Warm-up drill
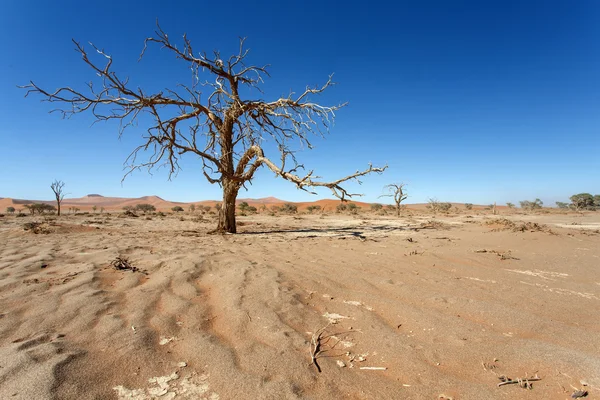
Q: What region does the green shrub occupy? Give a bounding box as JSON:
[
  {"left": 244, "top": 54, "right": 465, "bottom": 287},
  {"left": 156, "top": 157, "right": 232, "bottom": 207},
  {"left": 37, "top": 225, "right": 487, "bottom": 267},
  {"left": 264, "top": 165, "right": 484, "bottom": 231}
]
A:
[{"left": 135, "top": 203, "right": 156, "bottom": 214}]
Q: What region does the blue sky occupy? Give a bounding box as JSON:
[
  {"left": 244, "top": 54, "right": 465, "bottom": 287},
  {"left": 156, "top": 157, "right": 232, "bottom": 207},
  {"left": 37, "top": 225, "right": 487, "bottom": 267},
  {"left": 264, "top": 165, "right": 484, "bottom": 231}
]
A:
[{"left": 0, "top": 0, "right": 598, "bottom": 205}]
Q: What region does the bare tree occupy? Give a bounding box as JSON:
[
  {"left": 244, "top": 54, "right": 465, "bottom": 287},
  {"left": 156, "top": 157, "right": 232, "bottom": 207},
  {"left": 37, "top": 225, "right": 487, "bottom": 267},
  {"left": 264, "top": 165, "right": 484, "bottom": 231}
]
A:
[
  {"left": 21, "top": 24, "right": 386, "bottom": 233},
  {"left": 380, "top": 183, "right": 408, "bottom": 216},
  {"left": 50, "top": 180, "right": 66, "bottom": 216}
]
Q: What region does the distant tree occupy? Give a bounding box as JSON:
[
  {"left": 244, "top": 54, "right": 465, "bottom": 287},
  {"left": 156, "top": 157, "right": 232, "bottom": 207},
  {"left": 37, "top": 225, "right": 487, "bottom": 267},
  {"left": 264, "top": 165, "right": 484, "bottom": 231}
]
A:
[
  {"left": 215, "top": 203, "right": 222, "bottom": 212},
  {"left": 172, "top": 206, "right": 184, "bottom": 212},
  {"left": 464, "top": 203, "right": 473, "bottom": 210},
  {"left": 439, "top": 202, "right": 452, "bottom": 212},
  {"left": 92, "top": 205, "right": 97, "bottom": 213},
  {"left": 238, "top": 202, "right": 250, "bottom": 213},
  {"left": 202, "top": 205, "right": 212, "bottom": 213},
  {"left": 100, "top": 207, "right": 105, "bottom": 213},
  {"left": 594, "top": 195, "right": 600, "bottom": 208},
  {"left": 25, "top": 203, "right": 56, "bottom": 214},
  {"left": 278, "top": 203, "right": 297, "bottom": 214},
  {"left": 336, "top": 203, "right": 347, "bottom": 213},
  {"left": 519, "top": 198, "right": 543, "bottom": 211},
  {"left": 556, "top": 202, "right": 569, "bottom": 209},
  {"left": 72, "top": 207, "right": 80, "bottom": 214},
  {"left": 135, "top": 203, "right": 156, "bottom": 214},
  {"left": 307, "top": 205, "right": 322, "bottom": 213},
  {"left": 6, "top": 207, "right": 15, "bottom": 214},
  {"left": 380, "top": 183, "right": 408, "bottom": 217},
  {"left": 570, "top": 193, "right": 595, "bottom": 211},
  {"left": 427, "top": 198, "right": 451, "bottom": 213},
  {"left": 50, "top": 180, "right": 66, "bottom": 216},
  {"left": 506, "top": 202, "right": 515, "bottom": 209},
  {"left": 123, "top": 205, "right": 134, "bottom": 212},
  {"left": 188, "top": 204, "right": 196, "bottom": 213},
  {"left": 370, "top": 203, "right": 383, "bottom": 211},
  {"left": 22, "top": 24, "right": 386, "bottom": 233}
]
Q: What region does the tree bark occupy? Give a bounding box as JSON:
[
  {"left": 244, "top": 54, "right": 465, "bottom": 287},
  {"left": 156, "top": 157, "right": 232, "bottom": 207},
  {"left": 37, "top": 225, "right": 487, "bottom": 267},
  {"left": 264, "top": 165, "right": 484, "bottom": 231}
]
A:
[{"left": 217, "top": 179, "right": 238, "bottom": 233}]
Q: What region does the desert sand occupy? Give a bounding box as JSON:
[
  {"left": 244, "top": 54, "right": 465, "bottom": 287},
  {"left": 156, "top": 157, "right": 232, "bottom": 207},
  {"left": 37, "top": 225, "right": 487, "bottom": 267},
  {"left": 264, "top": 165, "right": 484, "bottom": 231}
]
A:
[{"left": 1, "top": 206, "right": 599, "bottom": 399}]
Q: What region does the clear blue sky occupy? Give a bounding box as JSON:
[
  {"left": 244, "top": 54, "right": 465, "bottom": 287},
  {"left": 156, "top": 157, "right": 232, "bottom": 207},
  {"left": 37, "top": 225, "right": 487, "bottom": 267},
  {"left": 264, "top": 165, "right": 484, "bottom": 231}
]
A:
[{"left": 1, "top": 0, "right": 598, "bottom": 205}]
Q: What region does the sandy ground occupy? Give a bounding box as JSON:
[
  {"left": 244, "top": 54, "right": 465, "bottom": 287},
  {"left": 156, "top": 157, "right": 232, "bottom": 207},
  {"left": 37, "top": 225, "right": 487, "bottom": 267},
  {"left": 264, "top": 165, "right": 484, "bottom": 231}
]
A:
[{"left": 0, "top": 210, "right": 599, "bottom": 399}]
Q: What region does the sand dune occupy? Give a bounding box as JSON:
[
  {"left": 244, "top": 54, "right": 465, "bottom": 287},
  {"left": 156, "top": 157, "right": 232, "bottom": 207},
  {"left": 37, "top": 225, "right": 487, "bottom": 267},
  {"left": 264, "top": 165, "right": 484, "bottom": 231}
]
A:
[{"left": 1, "top": 209, "right": 599, "bottom": 399}]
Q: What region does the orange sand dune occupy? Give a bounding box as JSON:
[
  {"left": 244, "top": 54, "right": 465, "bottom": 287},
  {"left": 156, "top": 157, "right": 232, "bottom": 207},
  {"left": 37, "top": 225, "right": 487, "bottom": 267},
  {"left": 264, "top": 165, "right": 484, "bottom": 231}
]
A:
[{"left": 1, "top": 193, "right": 510, "bottom": 213}]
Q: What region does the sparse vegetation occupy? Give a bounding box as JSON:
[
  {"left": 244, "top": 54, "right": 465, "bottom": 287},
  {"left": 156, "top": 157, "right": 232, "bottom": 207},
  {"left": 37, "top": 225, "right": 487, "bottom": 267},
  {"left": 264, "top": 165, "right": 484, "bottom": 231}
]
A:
[
  {"left": 24, "top": 203, "right": 56, "bottom": 215},
  {"left": 370, "top": 203, "right": 383, "bottom": 211},
  {"left": 307, "top": 205, "right": 322, "bottom": 213},
  {"left": 464, "top": 203, "right": 473, "bottom": 210},
  {"left": 506, "top": 202, "right": 515, "bottom": 209},
  {"left": 135, "top": 203, "right": 156, "bottom": 214},
  {"left": 347, "top": 203, "right": 359, "bottom": 214},
  {"left": 92, "top": 205, "right": 97, "bottom": 213},
  {"left": 172, "top": 206, "right": 184, "bottom": 212},
  {"left": 279, "top": 203, "right": 298, "bottom": 214},
  {"left": 519, "top": 198, "right": 543, "bottom": 211},
  {"left": 569, "top": 193, "right": 597, "bottom": 211},
  {"left": 6, "top": 207, "right": 15, "bottom": 214},
  {"left": 188, "top": 204, "right": 196, "bottom": 213},
  {"left": 427, "top": 198, "right": 451, "bottom": 213},
  {"left": 336, "top": 203, "right": 347, "bottom": 213},
  {"left": 556, "top": 201, "right": 570, "bottom": 209}
]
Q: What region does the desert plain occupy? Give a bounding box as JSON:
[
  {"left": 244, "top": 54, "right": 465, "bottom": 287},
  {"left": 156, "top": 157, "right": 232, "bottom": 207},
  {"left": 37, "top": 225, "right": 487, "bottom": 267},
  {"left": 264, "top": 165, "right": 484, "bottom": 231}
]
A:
[{"left": 0, "top": 197, "right": 599, "bottom": 400}]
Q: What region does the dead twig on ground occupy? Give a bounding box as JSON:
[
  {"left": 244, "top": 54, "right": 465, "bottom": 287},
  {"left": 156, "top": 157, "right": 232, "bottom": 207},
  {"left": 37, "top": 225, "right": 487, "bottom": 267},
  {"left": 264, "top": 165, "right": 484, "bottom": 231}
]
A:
[
  {"left": 497, "top": 374, "right": 541, "bottom": 389},
  {"left": 309, "top": 324, "right": 355, "bottom": 373},
  {"left": 475, "top": 249, "right": 519, "bottom": 260},
  {"left": 309, "top": 325, "right": 328, "bottom": 373}
]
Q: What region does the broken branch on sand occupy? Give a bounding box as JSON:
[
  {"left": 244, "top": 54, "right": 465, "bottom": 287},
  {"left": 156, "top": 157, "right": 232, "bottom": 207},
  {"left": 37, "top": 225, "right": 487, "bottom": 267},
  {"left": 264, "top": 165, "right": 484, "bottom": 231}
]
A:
[{"left": 497, "top": 374, "right": 542, "bottom": 389}]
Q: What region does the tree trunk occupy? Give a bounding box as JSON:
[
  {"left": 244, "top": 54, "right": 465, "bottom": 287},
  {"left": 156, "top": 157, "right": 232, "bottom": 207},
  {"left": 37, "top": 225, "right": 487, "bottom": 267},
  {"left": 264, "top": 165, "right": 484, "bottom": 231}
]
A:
[
  {"left": 56, "top": 197, "right": 61, "bottom": 216},
  {"left": 217, "top": 179, "right": 238, "bottom": 233},
  {"left": 396, "top": 203, "right": 400, "bottom": 217}
]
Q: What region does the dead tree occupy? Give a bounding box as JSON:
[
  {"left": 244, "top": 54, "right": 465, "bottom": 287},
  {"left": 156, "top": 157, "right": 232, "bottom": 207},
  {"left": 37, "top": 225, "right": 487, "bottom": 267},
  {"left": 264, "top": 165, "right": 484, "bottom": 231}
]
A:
[
  {"left": 21, "top": 23, "right": 386, "bottom": 233},
  {"left": 50, "top": 180, "right": 66, "bottom": 216},
  {"left": 380, "top": 183, "right": 407, "bottom": 217}
]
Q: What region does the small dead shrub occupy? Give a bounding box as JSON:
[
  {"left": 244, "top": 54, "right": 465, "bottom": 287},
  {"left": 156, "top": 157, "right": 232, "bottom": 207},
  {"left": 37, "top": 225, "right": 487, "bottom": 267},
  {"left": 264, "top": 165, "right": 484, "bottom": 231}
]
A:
[{"left": 23, "top": 222, "right": 52, "bottom": 234}]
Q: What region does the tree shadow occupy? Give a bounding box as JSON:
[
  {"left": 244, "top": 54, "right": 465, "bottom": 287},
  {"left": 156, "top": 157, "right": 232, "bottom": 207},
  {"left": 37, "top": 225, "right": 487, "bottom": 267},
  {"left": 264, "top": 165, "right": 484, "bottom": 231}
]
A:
[{"left": 239, "top": 224, "right": 423, "bottom": 239}]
